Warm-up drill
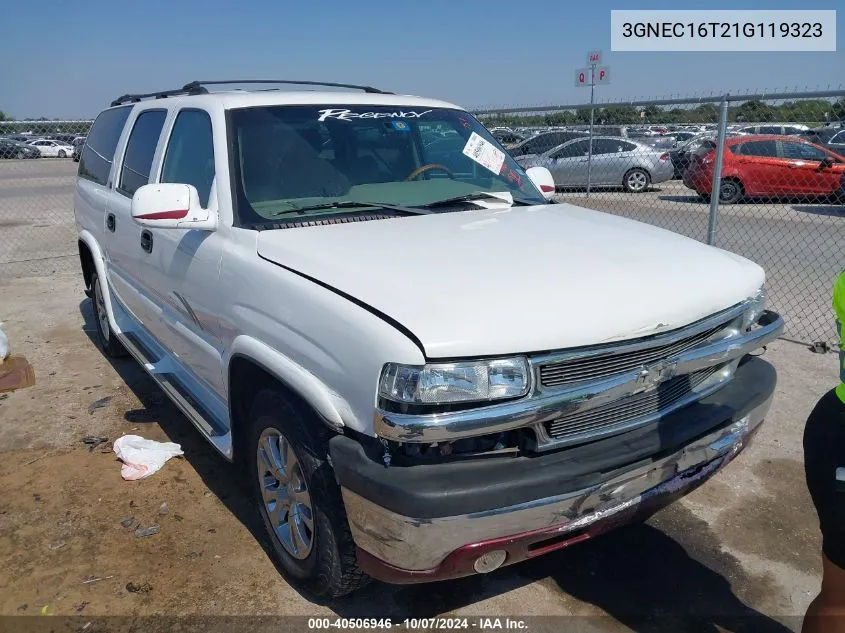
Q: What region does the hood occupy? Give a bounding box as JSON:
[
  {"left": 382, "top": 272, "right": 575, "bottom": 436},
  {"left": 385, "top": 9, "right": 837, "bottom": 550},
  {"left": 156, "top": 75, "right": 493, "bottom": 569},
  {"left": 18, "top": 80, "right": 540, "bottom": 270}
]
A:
[{"left": 256, "top": 203, "right": 764, "bottom": 358}]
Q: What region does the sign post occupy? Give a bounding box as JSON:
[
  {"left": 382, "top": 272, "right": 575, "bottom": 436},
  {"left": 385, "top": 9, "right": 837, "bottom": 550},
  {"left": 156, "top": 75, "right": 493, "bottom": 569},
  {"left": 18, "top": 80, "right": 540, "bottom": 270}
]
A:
[{"left": 575, "top": 51, "right": 609, "bottom": 198}]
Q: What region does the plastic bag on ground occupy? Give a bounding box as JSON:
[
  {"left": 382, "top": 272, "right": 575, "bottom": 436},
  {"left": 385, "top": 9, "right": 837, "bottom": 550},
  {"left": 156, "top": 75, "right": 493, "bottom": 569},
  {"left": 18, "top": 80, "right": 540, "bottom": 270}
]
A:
[
  {"left": 0, "top": 323, "right": 9, "bottom": 361},
  {"left": 113, "top": 435, "right": 184, "bottom": 481}
]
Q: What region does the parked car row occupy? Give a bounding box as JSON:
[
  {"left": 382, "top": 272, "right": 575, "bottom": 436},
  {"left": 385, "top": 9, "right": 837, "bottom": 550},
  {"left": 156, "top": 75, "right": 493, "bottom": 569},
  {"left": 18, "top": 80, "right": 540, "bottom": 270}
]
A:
[
  {"left": 0, "top": 138, "right": 42, "bottom": 159},
  {"left": 0, "top": 134, "right": 85, "bottom": 159},
  {"left": 499, "top": 125, "right": 845, "bottom": 200}
]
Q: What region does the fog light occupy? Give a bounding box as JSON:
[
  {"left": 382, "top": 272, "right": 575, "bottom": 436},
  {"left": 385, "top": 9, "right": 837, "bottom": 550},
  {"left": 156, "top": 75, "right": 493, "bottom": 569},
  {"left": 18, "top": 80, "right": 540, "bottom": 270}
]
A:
[{"left": 473, "top": 549, "right": 507, "bottom": 574}]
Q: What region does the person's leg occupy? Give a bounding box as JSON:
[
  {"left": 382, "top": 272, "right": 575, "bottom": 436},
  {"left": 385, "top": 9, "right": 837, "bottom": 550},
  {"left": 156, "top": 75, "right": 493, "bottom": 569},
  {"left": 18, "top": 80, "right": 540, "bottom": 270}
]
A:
[
  {"left": 802, "top": 555, "right": 845, "bottom": 633},
  {"left": 802, "top": 389, "right": 845, "bottom": 633}
]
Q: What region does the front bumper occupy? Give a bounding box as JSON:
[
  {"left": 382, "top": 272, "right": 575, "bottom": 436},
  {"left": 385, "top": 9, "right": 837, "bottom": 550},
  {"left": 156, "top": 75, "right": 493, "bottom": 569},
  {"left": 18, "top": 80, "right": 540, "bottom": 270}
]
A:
[{"left": 333, "top": 355, "right": 776, "bottom": 581}]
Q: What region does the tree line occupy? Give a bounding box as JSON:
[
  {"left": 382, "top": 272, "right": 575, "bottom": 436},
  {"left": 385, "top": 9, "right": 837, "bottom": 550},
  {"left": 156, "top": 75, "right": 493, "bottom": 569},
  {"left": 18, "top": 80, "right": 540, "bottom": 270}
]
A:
[{"left": 478, "top": 99, "right": 845, "bottom": 128}]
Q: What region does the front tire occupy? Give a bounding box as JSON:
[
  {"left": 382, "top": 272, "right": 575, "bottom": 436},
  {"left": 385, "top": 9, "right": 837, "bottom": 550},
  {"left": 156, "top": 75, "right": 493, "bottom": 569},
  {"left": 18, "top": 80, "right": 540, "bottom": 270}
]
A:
[
  {"left": 90, "top": 272, "right": 126, "bottom": 358},
  {"left": 58, "top": 150, "right": 66, "bottom": 158},
  {"left": 623, "top": 168, "right": 650, "bottom": 193},
  {"left": 248, "top": 389, "right": 370, "bottom": 597}
]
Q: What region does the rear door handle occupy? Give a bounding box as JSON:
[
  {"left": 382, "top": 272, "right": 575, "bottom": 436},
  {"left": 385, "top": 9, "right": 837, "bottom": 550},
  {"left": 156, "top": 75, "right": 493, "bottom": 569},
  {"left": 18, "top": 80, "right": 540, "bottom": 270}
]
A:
[
  {"left": 140, "top": 230, "right": 153, "bottom": 254},
  {"left": 106, "top": 213, "right": 115, "bottom": 232}
]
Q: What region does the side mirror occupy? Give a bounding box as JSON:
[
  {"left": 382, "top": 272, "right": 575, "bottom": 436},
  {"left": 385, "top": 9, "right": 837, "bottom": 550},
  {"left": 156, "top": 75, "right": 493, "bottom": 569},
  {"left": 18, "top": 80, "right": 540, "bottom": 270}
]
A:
[
  {"left": 131, "top": 183, "right": 217, "bottom": 230},
  {"left": 525, "top": 166, "right": 556, "bottom": 200}
]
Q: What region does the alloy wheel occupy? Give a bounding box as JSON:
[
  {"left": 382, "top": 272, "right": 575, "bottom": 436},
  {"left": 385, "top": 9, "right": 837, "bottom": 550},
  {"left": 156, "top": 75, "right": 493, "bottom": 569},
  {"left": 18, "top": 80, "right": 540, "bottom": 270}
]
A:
[{"left": 256, "top": 428, "right": 314, "bottom": 560}]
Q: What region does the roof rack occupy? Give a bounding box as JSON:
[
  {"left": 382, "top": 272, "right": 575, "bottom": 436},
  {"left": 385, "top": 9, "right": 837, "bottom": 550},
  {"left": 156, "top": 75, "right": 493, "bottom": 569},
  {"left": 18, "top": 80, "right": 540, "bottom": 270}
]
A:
[{"left": 110, "top": 79, "right": 391, "bottom": 106}]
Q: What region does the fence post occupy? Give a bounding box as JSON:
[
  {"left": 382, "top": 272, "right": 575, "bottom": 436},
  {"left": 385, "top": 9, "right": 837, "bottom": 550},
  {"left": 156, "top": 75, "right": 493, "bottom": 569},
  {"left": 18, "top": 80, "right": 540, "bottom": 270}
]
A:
[
  {"left": 585, "top": 82, "right": 596, "bottom": 198},
  {"left": 707, "top": 95, "right": 729, "bottom": 246}
]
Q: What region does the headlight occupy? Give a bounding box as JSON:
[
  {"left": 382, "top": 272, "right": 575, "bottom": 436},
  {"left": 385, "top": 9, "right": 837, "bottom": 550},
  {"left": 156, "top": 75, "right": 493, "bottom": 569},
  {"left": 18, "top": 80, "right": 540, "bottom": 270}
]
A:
[
  {"left": 378, "top": 357, "right": 530, "bottom": 406},
  {"left": 742, "top": 286, "right": 766, "bottom": 329}
]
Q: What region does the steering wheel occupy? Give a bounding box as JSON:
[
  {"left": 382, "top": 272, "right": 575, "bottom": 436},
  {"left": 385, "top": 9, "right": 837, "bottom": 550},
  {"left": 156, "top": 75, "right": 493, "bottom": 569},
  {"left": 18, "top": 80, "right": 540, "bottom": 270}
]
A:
[{"left": 406, "top": 163, "right": 456, "bottom": 181}]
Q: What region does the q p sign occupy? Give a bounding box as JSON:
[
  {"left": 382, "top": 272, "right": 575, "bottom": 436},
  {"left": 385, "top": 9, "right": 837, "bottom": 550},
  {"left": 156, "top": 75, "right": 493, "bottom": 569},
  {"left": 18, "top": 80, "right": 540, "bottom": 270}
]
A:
[
  {"left": 575, "top": 66, "right": 610, "bottom": 87},
  {"left": 594, "top": 66, "right": 610, "bottom": 84}
]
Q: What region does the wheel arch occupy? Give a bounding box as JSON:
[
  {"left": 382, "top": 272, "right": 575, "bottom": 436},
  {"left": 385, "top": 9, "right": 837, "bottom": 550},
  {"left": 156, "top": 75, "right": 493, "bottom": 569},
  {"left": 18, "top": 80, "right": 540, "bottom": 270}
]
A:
[
  {"left": 226, "top": 338, "right": 347, "bottom": 463},
  {"left": 78, "top": 239, "right": 95, "bottom": 296},
  {"left": 77, "top": 231, "right": 122, "bottom": 337}
]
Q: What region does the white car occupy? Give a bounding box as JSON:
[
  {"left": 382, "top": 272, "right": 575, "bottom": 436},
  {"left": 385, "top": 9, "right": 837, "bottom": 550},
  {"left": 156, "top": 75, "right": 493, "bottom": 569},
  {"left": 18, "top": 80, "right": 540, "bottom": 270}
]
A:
[
  {"left": 74, "top": 80, "right": 783, "bottom": 597},
  {"left": 27, "top": 139, "right": 74, "bottom": 157}
]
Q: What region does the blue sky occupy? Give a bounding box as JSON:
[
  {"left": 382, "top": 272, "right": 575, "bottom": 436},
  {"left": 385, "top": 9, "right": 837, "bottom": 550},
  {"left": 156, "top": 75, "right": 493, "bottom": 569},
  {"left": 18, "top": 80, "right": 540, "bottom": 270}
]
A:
[{"left": 1, "top": 0, "right": 842, "bottom": 118}]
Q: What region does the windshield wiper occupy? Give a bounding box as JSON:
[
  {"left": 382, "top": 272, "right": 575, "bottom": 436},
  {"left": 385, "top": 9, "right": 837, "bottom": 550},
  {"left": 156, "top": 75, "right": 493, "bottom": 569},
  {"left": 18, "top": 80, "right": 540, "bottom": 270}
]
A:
[
  {"left": 269, "top": 201, "right": 433, "bottom": 217},
  {"left": 420, "top": 191, "right": 536, "bottom": 209}
]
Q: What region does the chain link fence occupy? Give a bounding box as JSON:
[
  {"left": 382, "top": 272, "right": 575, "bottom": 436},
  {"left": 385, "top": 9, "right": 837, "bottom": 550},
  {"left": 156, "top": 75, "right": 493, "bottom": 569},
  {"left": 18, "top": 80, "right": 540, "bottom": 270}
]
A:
[
  {"left": 0, "top": 119, "right": 91, "bottom": 277},
  {"left": 1, "top": 90, "right": 843, "bottom": 348},
  {"left": 476, "top": 89, "right": 845, "bottom": 348}
]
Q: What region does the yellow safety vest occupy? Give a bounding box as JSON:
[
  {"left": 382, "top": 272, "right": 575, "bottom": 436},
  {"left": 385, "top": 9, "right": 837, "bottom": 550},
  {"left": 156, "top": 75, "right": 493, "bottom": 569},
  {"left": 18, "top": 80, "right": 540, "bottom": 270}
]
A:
[{"left": 835, "top": 270, "right": 845, "bottom": 404}]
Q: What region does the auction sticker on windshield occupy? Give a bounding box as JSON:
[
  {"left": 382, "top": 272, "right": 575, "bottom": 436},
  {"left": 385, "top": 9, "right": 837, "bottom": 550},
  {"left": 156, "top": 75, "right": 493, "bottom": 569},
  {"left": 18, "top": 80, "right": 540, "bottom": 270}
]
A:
[{"left": 462, "top": 132, "right": 506, "bottom": 175}]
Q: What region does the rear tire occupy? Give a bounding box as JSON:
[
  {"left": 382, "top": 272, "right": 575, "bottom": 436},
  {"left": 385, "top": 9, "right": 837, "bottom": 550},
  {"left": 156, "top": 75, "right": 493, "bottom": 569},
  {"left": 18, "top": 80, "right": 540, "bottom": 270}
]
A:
[
  {"left": 623, "top": 168, "right": 650, "bottom": 193},
  {"left": 90, "top": 272, "right": 126, "bottom": 358},
  {"left": 247, "top": 389, "right": 370, "bottom": 597},
  {"left": 718, "top": 178, "right": 743, "bottom": 205}
]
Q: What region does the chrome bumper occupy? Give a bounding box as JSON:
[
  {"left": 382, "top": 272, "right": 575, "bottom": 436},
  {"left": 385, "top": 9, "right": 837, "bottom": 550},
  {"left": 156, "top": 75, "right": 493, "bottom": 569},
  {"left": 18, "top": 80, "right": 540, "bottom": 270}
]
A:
[
  {"left": 374, "top": 308, "right": 783, "bottom": 444},
  {"left": 345, "top": 392, "right": 771, "bottom": 571}
]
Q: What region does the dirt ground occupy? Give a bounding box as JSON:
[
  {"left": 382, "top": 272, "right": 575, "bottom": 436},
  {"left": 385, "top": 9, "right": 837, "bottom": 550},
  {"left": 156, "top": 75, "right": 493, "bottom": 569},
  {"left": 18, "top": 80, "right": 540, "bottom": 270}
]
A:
[{"left": 0, "top": 268, "right": 840, "bottom": 631}]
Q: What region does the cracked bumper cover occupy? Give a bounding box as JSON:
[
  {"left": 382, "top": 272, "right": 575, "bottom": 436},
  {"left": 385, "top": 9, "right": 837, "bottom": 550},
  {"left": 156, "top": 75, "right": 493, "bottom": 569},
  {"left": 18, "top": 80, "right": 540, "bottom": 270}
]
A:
[{"left": 329, "top": 356, "right": 776, "bottom": 582}]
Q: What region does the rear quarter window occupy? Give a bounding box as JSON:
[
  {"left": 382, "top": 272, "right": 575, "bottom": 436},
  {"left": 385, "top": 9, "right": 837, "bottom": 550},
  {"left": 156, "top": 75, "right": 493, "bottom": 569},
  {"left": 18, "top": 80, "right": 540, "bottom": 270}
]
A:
[{"left": 78, "top": 106, "right": 132, "bottom": 186}]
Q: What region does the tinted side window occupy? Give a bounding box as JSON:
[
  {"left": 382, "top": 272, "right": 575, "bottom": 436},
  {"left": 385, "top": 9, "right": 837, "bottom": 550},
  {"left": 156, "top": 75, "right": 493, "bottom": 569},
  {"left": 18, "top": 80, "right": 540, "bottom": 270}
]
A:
[
  {"left": 758, "top": 126, "right": 781, "bottom": 135},
  {"left": 118, "top": 110, "right": 167, "bottom": 197},
  {"left": 735, "top": 141, "right": 778, "bottom": 157},
  {"left": 555, "top": 140, "right": 591, "bottom": 158},
  {"left": 78, "top": 106, "right": 132, "bottom": 186},
  {"left": 160, "top": 110, "right": 215, "bottom": 208},
  {"left": 524, "top": 137, "right": 545, "bottom": 154},
  {"left": 781, "top": 142, "right": 828, "bottom": 161},
  {"left": 592, "top": 139, "right": 630, "bottom": 155}
]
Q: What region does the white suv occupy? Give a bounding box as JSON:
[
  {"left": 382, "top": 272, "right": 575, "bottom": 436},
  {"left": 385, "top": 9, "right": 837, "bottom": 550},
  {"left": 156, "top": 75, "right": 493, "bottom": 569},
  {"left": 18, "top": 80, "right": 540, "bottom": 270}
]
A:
[{"left": 74, "top": 80, "right": 783, "bottom": 597}]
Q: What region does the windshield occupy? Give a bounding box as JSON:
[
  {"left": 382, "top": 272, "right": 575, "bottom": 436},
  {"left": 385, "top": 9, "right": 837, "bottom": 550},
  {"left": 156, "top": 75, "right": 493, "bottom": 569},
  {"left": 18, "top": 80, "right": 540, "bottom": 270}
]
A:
[{"left": 228, "top": 105, "right": 545, "bottom": 227}]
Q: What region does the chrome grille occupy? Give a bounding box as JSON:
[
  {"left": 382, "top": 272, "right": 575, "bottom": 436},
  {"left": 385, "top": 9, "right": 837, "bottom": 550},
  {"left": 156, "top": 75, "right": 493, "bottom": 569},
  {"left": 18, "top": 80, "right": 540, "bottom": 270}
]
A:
[
  {"left": 545, "top": 366, "right": 720, "bottom": 441},
  {"left": 538, "top": 321, "right": 731, "bottom": 388}
]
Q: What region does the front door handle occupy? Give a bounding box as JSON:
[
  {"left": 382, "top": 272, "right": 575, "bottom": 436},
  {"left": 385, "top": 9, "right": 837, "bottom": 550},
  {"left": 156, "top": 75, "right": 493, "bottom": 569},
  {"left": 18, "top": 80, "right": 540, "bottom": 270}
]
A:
[
  {"left": 106, "top": 213, "right": 115, "bottom": 232},
  {"left": 140, "top": 230, "right": 153, "bottom": 254}
]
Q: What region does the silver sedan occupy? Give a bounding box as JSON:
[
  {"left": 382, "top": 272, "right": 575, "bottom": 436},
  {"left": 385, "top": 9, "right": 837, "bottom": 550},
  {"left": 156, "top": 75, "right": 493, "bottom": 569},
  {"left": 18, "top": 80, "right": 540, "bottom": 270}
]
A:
[{"left": 517, "top": 136, "right": 674, "bottom": 192}]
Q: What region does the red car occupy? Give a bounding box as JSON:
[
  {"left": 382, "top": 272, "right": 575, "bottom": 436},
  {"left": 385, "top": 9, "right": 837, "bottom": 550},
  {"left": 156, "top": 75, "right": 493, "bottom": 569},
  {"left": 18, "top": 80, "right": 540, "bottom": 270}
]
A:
[{"left": 683, "top": 135, "right": 845, "bottom": 203}]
